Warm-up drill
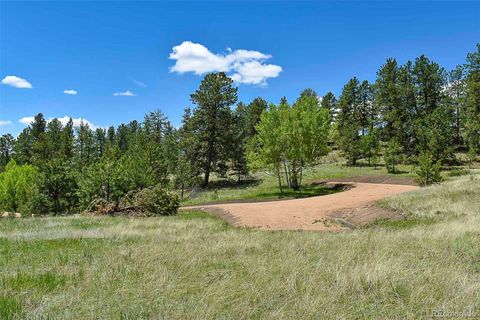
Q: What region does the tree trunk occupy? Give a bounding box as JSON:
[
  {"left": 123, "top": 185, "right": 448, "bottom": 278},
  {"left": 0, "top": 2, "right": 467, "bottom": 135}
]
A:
[
  {"left": 290, "top": 163, "right": 300, "bottom": 191},
  {"left": 203, "top": 140, "right": 214, "bottom": 187},
  {"left": 276, "top": 163, "right": 283, "bottom": 193},
  {"left": 283, "top": 159, "right": 290, "bottom": 188}
]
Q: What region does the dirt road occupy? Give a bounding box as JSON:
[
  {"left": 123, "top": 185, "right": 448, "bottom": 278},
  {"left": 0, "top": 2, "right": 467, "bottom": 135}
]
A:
[{"left": 182, "top": 182, "right": 418, "bottom": 231}]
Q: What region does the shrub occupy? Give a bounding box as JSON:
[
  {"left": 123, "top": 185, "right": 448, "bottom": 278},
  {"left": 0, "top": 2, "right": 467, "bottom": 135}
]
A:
[
  {"left": 128, "top": 185, "right": 179, "bottom": 216},
  {"left": 415, "top": 152, "right": 443, "bottom": 186},
  {"left": 0, "top": 160, "right": 40, "bottom": 214}
]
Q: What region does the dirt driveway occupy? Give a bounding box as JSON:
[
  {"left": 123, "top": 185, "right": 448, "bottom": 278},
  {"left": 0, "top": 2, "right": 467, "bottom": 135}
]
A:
[{"left": 182, "top": 182, "right": 418, "bottom": 231}]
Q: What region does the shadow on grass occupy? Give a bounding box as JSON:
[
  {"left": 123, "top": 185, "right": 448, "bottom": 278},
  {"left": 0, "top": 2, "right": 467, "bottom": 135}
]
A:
[
  {"left": 204, "top": 178, "right": 262, "bottom": 190},
  {"left": 185, "top": 183, "right": 348, "bottom": 206},
  {"left": 257, "top": 184, "right": 346, "bottom": 200}
]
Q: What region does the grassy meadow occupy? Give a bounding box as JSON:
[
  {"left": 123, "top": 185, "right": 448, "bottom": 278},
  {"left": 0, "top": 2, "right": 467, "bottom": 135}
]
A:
[{"left": 1, "top": 171, "right": 479, "bottom": 319}]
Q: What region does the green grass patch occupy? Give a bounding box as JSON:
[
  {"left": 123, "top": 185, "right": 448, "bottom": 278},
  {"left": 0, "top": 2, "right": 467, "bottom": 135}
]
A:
[
  {"left": 366, "top": 217, "right": 437, "bottom": 229},
  {"left": 3, "top": 271, "right": 67, "bottom": 292},
  {"left": 0, "top": 296, "right": 24, "bottom": 320},
  {"left": 1, "top": 175, "right": 479, "bottom": 319}
]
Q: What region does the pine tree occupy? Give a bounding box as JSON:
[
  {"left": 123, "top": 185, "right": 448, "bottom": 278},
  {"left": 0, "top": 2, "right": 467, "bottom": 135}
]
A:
[
  {"left": 375, "top": 58, "right": 401, "bottom": 141},
  {"left": 245, "top": 97, "right": 268, "bottom": 139},
  {"left": 62, "top": 118, "right": 75, "bottom": 160},
  {"left": 320, "top": 92, "right": 337, "bottom": 123},
  {"left": 464, "top": 44, "right": 480, "bottom": 155},
  {"left": 189, "top": 72, "right": 238, "bottom": 187},
  {"left": 0, "top": 134, "right": 15, "bottom": 170},
  {"left": 448, "top": 65, "right": 466, "bottom": 147},
  {"left": 337, "top": 77, "right": 362, "bottom": 165}
]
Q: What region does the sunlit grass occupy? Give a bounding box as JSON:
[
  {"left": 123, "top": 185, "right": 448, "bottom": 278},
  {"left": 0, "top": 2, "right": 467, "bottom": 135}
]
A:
[
  {"left": 1, "top": 175, "right": 479, "bottom": 319},
  {"left": 182, "top": 161, "right": 416, "bottom": 205}
]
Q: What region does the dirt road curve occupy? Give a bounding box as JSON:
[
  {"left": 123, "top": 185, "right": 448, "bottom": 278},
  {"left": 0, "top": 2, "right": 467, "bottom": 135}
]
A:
[{"left": 182, "top": 182, "right": 418, "bottom": 231}]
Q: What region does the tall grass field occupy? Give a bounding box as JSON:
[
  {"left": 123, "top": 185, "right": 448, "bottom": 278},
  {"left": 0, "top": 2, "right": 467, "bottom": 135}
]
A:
[{"left": 1, "top": 173, "right": 479, "bottom": 319}]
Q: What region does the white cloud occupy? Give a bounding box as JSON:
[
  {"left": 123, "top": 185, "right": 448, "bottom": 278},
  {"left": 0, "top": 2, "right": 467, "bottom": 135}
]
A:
[
  {"left": 1, "top": 75, "right": 33, "bottom": 89},
  {"left": 132, "top": 79, "right": 147, "bottom": 87},
  {"left": 64, "top": 89, "right": 78, "bottom": 95},
  {"left": 19, "top": 116, "right": 35, "bottom": 125},
  {"left": 113, "top": 90, "right": 135, "bottom": 96},
  {"left": 0, "top": 120, "right": 12, "bottom": 126},
  {"left": 19, "top": 116, "right": 97, "bottom": 129},
  {"left": 169, "top": 41, "right": 282, "bottom": 85}
]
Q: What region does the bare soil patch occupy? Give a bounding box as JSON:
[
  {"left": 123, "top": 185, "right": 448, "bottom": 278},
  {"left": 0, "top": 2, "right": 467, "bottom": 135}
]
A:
[{"left": 182, "top": 182, "right": 418, "bottom": 231}]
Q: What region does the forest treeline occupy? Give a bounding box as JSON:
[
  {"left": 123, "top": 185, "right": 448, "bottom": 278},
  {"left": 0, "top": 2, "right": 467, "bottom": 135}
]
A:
[{"left": 0, "top": 44, "right": 479, "bottom": 215}]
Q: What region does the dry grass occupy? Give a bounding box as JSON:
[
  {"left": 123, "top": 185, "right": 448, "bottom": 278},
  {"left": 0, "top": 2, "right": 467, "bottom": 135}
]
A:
[{"left": 1, "top": 175, "right": 479, "bottom": 319}]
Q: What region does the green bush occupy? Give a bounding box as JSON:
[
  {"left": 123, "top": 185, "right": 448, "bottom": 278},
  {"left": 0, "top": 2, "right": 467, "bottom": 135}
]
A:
[
  {"left": 132, "top": 185, "right": 180, "bottom": 216},
  {"left": 0, "top": 160, "right": 40, "bottom": 214},
  {"left": 415, "top": 152, "right": 443, "bottom": 186}
]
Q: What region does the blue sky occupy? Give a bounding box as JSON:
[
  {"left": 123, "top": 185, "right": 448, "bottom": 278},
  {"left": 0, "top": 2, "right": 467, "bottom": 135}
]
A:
[{"left": 1, "top": 1, "right": 479, "bottom": 135}]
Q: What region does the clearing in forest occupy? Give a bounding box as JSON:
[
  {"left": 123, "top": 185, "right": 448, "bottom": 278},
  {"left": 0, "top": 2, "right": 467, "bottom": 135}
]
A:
[{"left": 182, "top": 181, "right": 418, "bottom": 230}]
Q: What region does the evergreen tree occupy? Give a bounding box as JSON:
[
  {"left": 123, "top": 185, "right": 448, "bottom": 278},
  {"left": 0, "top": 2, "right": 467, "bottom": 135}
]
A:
[
  {"left": 94, "top": 128, "right": 107, "bottom": 159},
  {"left": 337, "top": 77, "right": 362, "bottom": 165},
  {"left": 62, "top": 118, "right": 75, "bottom": 160},
  {"left": 320, "top": 92, "right": 337, "bottom": 123},
  {"left": 245, "top": 97, "right": 268, "bottom": 139},
  {"left": 45, "top": 118, "right": 63, "bottom": 160},
  {"left": 31, "top": 113, "right": 49, "bottom": 165},
  {"left": 375, "top": 58, "right": 401, "bottom": 141},
  {"left": 13, "top": 128, "right": 34, "bottom": 165},
  {"left": 76, "top": 121, "right": 95, "bottom": 168},
  {"left": 0, "top": 134, "right": 15, "bottom": 170},
  {"left": 448, "top": 65, "right": 466, "bottom": 147},
  {"left": 464, "top": 44, "right": 480, "bottom": 155},
  {"left": 189, "top": 72, "right": 238, "bottom": 186}
]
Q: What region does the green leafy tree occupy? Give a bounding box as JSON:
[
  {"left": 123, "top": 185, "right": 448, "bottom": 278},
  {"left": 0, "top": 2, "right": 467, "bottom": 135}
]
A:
[
  {"left": 0, "top": 160, "right": 40, "bottom": 214},
  {"left": 252, "top": 92, "right": 330, "bottom": 192},
  {"left": 249, "top": 102, "right": 285, "bottom": 192}
]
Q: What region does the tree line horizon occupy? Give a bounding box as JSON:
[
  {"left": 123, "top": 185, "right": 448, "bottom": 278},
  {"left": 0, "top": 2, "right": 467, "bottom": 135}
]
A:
[{"left": 0, "top": 43, "right": 478, "bottom": 214}]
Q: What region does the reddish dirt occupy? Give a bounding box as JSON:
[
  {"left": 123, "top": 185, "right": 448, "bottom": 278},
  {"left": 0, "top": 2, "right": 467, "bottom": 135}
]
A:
[{"left": 181, "top": 182, "right": 418, "bottom": 231}]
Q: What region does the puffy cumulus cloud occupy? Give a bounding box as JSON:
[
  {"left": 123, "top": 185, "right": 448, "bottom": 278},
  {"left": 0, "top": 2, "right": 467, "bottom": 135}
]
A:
[
  {"left": 19, "top": 116, "right": 96, "bottom": 128},
  {"left": 230, "top": 61, "right": 283, "bottom": 86},
  {"left": 1, "top": 75, "right": 33, "bottom": 89},
  {"left": 169, "top": 41, "right": 282, "bottom": 86},
  {"left": 19, "top": 116, "right": 35, "bottom": 125},
  {"left": 0, "top": 120, "right": 12, "bottom": 126},
  {"left": 64, "top": 89, "right": 78, "bottom": 95},
  {"left": 113, "top": 90, "right": 135, "bottom": 96}
]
